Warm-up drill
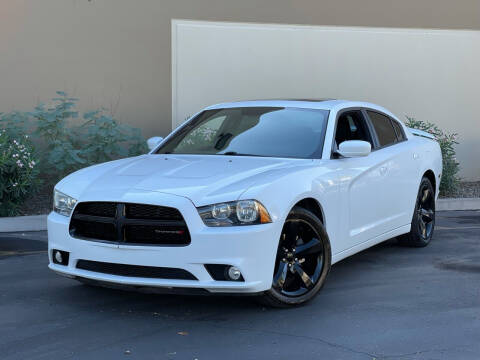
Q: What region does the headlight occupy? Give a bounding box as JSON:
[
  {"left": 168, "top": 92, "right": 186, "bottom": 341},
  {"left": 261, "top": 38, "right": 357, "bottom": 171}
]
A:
[
  {"left": 197, "top": 200, "right": 271, "bottom": 227},
  {"left": 53, "top": 189, "right": 77, "bottom": 217}
]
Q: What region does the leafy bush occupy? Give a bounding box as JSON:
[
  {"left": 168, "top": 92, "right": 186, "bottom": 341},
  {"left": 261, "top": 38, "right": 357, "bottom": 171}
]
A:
[
  {"left": 0, "top": 111, "right": 31, "bottom": 138},
  {"left": 75, "top": 109, "right": 147, "bottom": 165},
  {"left": 31, "top": 91, "right": 147, "bottom": 179},
  {"left": 405, "top": 116, "right": 460, "bottom": 194},
  {"left": 0, "top": 129, "right": 40, "bottom": 216},
  {"left": 32, "top": 92, "right": 86, "bottom": 177},
  {"left": 0, "top": 91, "right": 148, "bottom": 216}
]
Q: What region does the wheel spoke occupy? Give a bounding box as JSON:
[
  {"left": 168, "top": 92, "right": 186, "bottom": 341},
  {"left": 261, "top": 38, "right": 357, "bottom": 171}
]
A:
[
  {"left": 421, "top": 189, "right": 429, "bottom": 203},
  {"left": 419, "top": 219, "right": 427, "bottom": 238},
  {"left": 273, "top": 261, "right": 288, "bottom": 290},
  {"left": 296, "top": 238, "right": 322, "bottom": 256},
  {"left": 420, "top": 208, "right": 434, "bottom": 222},
  {"left": 293, "top": 263, "right": 314, "bottom": 289},
  {"left": 274, "top": 218, "right": 325, "bottom": 297}
]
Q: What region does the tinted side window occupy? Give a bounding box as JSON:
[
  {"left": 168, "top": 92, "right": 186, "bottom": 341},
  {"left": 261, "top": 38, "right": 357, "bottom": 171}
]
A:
[
  {"left": 391, "top": 119, "right": 406, "bottom": 141},
  {"left": 334, "top": 111, "right": 373, "bottom": 148},
  {"left": 367, "top": 111, "right": 397, "bottom": 147}
]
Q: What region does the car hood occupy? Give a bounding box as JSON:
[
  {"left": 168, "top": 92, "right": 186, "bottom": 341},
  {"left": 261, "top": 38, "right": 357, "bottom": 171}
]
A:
[{"left": 56, "top": 154, "right": 316, "bottom": 206}]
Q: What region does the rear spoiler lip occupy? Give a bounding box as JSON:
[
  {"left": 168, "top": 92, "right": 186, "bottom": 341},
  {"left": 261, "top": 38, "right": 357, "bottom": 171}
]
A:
[{"left": 407, "top": 127, "right": 436, "bottom": 140}]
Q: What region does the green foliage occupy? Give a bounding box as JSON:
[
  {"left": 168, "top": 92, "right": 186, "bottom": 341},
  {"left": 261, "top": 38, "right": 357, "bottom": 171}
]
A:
[
  {"left": 30, "top": 91, "right": 147, "bottom": 179},
  {"left": 75, "top": 109, "right": 148, "bottom": 164},
  {"left": 405, "top": 116, "right": 460, "bottom": 195},
  {"left": 32, "top": 92, "right": 85, "bottom": 177},
  {"left": 0, "top": 91, "right": 148, "bottom": 215},
  {"left": 0, "top": 129, "right": 40, "bottom": 216},
  {"left": 0, "top": 111, "right": 31, "bottom": 138}
]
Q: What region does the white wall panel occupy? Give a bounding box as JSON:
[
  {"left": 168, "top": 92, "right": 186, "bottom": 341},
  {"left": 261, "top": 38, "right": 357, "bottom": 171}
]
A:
[{"left": 173, "top": 20, "right": 480, "bottom": 180}]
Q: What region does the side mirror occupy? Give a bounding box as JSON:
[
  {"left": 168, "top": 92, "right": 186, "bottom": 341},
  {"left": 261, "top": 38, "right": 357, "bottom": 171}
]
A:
[
  {"left": 147, "top": 136, "right": 164, "bottom": 151},
  {"left": 337, "top": 140, "right": 371, "bottom": 158}
]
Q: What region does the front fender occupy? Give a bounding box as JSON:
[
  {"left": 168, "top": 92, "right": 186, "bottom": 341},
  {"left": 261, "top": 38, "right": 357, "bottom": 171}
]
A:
[{"left": 239, "top": 160, "right": 341, "bottom": 253}]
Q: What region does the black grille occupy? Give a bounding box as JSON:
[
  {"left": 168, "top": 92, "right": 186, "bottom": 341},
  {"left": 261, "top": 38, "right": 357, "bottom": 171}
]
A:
[
  {"left": 75, "top": 202, "right": 117, "bottom": 217},
  {"left": 76, "top": 260, "right": 197, "bottom": 280},
  {"left": 72, "top": 220, "right": 116, "bottom": 241},
  {"left": 126, "top": 204, "right": 183, "bottom": 220},
  {"left": 124, "top": 225, "right": 188, "bottom": 245},
  {"left": 69, "top": 202, "right": 190, "bottom": 246}
]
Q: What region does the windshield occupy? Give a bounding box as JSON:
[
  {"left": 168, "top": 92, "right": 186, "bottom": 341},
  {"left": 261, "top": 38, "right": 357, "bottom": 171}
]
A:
[{"left": 156, "top": 107, "right": 329, "bottom": 158}]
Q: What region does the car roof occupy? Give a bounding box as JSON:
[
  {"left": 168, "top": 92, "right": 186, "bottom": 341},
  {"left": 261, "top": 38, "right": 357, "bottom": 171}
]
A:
[
  {"left": 206, "top": 98, "right": 340, "bottom": 110},
  {"left": 205, "top": 99, "right": 398, "bottom": 119}
]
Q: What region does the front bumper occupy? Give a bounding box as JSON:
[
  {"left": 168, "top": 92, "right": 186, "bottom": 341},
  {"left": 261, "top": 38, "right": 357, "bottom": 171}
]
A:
[{"left": 47, "top": 191, "right": 282, "bottom": 294}]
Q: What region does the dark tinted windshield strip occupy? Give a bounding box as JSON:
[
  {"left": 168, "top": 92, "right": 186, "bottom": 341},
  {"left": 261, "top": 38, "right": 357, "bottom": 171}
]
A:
[{"left": 155, "top": 107, "right": 329, "bottom": 159}]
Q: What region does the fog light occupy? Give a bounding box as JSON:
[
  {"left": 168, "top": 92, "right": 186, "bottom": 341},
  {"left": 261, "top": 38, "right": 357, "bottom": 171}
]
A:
[
  {"left": 52, "top": 249, "right": 69, "bottom": 266},
  {"left": 227, "top": 266, "right": 242, "bottom": 281}
]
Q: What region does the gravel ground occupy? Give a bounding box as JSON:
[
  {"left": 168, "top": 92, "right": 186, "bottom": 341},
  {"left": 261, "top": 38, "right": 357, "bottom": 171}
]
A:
[{"left": 9, "top": 181, "right": 480, "bottom": 216}]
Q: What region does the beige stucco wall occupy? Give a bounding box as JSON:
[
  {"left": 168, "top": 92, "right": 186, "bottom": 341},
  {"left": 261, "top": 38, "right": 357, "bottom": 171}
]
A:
[{"left": 0, "top": 0, "right": 479, "bottom": 179}]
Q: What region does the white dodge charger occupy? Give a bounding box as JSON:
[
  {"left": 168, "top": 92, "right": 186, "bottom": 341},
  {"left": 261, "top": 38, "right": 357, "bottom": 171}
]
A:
[{"left": 48, "top": 99, "right": 442, "bottom": 306}]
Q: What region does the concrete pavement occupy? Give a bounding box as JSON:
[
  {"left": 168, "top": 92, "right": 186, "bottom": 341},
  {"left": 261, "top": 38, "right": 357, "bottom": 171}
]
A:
[{"left": 0, "top": 211, "right": 479, "bottom": 359}]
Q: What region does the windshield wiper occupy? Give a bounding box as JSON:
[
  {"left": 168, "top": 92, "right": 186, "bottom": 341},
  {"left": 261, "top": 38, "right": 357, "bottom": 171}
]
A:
[{"left": 221, "top": 151, "right": 261, "bottom": 157}]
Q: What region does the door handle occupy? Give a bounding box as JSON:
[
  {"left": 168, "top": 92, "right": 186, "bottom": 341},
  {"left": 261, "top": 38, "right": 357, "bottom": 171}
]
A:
[{"left": 379, "top": 166, "right": 388, "bottom": 175}]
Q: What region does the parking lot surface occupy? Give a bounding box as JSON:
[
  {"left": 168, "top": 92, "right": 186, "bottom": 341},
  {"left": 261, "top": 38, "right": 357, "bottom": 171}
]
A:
[{"left": 1, "top": 211, "right": 479, "bottom": 359}]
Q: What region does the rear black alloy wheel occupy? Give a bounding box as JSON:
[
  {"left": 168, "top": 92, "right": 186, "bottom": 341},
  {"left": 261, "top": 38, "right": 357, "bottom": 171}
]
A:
[
  {"left": 259, "top": 207, "right": 331, "bottom": 307},
  {"left": 398, "top": 177, "right": 435, "bottom": 247}
]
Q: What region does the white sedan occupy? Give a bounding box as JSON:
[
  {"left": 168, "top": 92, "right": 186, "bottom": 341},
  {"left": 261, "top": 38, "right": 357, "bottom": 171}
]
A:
[{"left": 48, "top": 99, "right": 442, "bottom": 307}]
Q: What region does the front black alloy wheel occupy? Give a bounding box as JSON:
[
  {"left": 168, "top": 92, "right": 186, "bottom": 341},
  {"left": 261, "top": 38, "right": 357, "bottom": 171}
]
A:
[
  {"left": 398, "top": 176, "right": 435, "bottom": 247},
  {"left": 259, "top": 207, "right": 331, "bottom": 307}
]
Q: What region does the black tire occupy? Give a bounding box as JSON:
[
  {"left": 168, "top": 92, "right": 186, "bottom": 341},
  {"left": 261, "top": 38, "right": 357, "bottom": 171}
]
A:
[
  {"left": 397, "top": 177, "right": 435, "bottom": 247},
  {"left": 259, "top": 206, "right": 331, "bottom": 308}
]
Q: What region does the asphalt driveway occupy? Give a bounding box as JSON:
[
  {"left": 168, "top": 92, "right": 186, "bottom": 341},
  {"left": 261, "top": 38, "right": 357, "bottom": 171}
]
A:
[{"left": 0, "top": 211, "right": 479, "bottom": 360}]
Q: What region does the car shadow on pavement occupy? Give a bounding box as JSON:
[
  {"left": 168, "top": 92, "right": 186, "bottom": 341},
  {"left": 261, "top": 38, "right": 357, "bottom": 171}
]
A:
[{"left": 48, "top": 238, "right": 405, "bottom": 317}]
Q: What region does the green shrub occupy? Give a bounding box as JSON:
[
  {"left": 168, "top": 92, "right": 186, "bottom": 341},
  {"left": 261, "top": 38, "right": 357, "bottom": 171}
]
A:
[
  {"left": 0, "top": 111, "right": 31, "bottom": 138},
  {"left": 31, "top": 91, "right": 147, "bottom": 179},
  {"left": 75, "top": 109, "right": 148, "bottom": 165},
  {"left": 0, "top": 91, "right": 148, "bottom": 216},
  {"left": 0, "top": 129, "right": 40, "bottom": 216},
  {"left": 405, "top": 116, "right": 460, "bottom": 195},
  {"left": 32, "top": 92, "right": 86, "bottom": 177}
]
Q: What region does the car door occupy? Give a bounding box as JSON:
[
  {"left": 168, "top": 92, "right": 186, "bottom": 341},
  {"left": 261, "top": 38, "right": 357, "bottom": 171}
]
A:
[
  {"left": 365, "top": 110, "right": 419, "bottom": 230},
  {"left": 332, "top": 109, "right": 395, "bottom": 250}
]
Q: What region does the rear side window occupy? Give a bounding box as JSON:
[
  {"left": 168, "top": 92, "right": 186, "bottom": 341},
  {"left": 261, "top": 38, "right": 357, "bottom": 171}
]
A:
[
  {"left": 391, "top": 119, "right": 407, "bottom": 141},
  {"left": 367, "top": 111, "right": 397, "bottom": 147}
]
